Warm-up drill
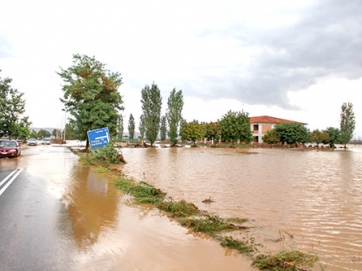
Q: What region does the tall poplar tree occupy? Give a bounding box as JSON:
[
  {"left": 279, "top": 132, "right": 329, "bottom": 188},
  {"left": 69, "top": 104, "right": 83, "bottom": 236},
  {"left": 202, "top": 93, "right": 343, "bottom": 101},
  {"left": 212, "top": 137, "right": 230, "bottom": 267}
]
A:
[
  {"left": 58, "top": 54, "right": 124, "bottom": 149},
  {"left": 140, "top": 82, "right": 162, "bottom": 146},
  {"left": 118, "top": 114, "right": 124, "bottom": 139},
  {"left": 166, "top": 88, "right": 184, "bottom": 146},
  {"left": 160, "top": 115, "right": 167, "bottom": 141},
  {"left": 128, "top": 114, "right": 135, "bottom": 140},
  {"left": 0, "top": 71, "right": 31, "bottom": 139},
  {"left": 139, "top": 114, "right": 145, "bottom": 142},
  {"left": 340, "top": 102, "right": 355, "bottom": 148}
]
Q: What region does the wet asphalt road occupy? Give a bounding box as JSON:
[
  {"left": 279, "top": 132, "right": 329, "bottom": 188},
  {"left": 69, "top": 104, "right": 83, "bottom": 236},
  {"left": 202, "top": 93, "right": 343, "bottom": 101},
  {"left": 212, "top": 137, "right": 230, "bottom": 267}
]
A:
[{"left": 0, "top": 147, "right": 77, "bottom": 271}]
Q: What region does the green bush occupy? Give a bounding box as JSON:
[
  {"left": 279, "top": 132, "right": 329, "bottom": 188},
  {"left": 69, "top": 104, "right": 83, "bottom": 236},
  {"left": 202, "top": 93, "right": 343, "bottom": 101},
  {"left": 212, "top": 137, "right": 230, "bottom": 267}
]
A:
[{"left": 88, "top": 141, "right": 122, "bottom": 165}]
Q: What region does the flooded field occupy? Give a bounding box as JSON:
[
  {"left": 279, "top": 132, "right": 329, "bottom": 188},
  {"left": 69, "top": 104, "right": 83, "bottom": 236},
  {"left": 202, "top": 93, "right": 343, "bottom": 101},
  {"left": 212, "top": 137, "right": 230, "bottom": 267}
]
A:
[{"left": 118, "top": 145, "right": 362, "bottom": 271}]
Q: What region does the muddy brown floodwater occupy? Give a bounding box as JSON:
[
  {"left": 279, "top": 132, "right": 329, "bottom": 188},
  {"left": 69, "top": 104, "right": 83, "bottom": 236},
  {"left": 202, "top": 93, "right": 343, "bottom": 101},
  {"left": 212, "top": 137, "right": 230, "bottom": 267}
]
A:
[
  {"left": 117, "top": 145, "right": 362, "bottom": 271},
  {"left": 1, "top": 145, "right": 256, "bottom": 270}
]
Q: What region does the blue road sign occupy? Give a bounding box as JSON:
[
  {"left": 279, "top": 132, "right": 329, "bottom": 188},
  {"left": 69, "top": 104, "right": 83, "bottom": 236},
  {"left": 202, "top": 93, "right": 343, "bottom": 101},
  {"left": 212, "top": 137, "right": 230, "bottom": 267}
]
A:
[{"left": 87, "top": 127, "right": 110, "bottom": 149}]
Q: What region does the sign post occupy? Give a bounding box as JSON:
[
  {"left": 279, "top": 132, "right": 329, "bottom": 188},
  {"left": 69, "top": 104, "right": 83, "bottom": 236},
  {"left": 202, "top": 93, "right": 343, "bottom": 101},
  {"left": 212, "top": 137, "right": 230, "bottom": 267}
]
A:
[{"left": 87, "top": 127, "right": 110, "bottom": 149}]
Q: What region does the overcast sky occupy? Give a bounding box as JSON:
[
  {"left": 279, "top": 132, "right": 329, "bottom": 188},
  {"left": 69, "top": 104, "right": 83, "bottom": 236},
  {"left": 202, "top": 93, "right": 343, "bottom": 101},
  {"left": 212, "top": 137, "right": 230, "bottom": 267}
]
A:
[{"left": 1, "top": 0, "right": 361, "bottom": 138}]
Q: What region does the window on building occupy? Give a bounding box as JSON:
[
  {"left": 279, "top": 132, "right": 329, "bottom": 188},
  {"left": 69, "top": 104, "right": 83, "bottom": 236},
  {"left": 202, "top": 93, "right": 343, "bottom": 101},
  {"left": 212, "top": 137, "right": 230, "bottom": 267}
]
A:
[{"left": 253, "top": 124, "right": 259, "bottom": 131}]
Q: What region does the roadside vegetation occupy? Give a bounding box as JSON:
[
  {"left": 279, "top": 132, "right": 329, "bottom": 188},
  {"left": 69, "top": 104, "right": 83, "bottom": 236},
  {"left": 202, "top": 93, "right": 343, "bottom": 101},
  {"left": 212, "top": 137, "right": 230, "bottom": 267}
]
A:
[
  {"left": 78, "top": 141, "right": 125, "bottom": 167},
  {"left": 0, "top": 70, "right": 31, "bottom": 140}
]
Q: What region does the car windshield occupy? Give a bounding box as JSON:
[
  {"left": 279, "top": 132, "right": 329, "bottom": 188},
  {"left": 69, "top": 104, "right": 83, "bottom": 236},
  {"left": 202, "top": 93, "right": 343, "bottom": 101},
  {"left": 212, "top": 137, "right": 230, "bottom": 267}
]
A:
[{"left": 0, "top": 141, "right": 16, "bottom": 147}]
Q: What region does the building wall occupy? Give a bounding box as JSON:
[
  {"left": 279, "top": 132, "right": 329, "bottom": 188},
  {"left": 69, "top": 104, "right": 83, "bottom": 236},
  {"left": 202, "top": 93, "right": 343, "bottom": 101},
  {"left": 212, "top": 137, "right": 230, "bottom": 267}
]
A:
[
  {"left": 250, "top": 123, "right": 275, "bottom": 143},
  {"left": 262, "top": 124, "right": 272, "bottom": 134}
]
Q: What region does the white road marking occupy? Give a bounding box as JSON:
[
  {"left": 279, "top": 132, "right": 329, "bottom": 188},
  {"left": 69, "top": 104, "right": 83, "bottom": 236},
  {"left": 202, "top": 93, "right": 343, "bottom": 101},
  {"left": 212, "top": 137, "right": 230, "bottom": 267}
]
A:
[{"left": 0, "top": 168, "right": 23, "bottom": 196}]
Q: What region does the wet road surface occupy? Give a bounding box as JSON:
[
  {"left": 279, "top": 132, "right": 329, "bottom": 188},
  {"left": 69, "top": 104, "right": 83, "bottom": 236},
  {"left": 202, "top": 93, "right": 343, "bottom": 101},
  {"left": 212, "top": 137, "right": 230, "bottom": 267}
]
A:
[{"left": 0, "top": 164, "right": 77, "bottom": 270}]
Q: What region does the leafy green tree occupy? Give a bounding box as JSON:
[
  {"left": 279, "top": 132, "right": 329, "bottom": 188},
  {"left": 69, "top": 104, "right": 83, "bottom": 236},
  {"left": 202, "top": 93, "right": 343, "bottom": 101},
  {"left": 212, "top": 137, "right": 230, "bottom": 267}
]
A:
[
  {"left": 180, "top": 120, "right": 204, "bottom": 146},
  {"left": 160, "top": 115, "right": 167, "bottom": 141},
  {"left": 141, "top": 82, "right": 162, "bottom": 146},
  {"left": 262, "top": 128, "right": 280, "bottom": 144},
  {"left": 38, "top": 129, "right": 51, "bottom": 139},
  {"left": 58, "top": 54, "right": 124, "bottom": 149},
  {"left": 323, "top": 127, "right": 341, "bottom": 148},
  {"left": 64, "top": 122, "right": 77, "bottom": 140},
  {"left": 29, "top": 130, "right": 38, "bottom": 139},
  {"left": 319, "top": 132, "right": 330, "bottom": 145},
  {"left": 274, "top": 122, "right": 309, "bottom": 145},
  {"left": 219, "top": 110, "right": 253, "bottom": 146},
  {"left": 166, "top": 88, "right": 184, "bottom": 146},
  {"left": 118, "top": 115, "right": 124, "bottom": 139},
  {"left": 139, "top": 114, "right": 145, "bottom": 142},
  {"left": 310, "top": 129, "right": 323, "bottom": 146},
  {"left": 0, "top": 71, "right": 31, "bottom": 139},
  {"left": 340, "top": 102, "right": 356, "bottom": 148},
  {"left": 128, "top": 114, "right": 135, "bottom": 140},
  {"left": 204, "top": 121, "right": 222, "bottom": 142},
  {"left": 310, "top": 129, "right": 330, "bottom": 146},
  {"left": 11, "top": 116, "right": 31, "bottom": 140}
]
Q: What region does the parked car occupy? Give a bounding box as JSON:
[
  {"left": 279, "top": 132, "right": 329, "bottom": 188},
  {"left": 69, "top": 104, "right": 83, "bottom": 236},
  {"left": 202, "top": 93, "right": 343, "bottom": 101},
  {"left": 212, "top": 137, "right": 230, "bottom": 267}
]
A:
[
  {"left": 42, "top": 138, "right": 51, "bottom": 145},
  {"left": 0, "top": 140, "right": 21, "bottom": 158},
  {"left": 27, "top": 138, "right": 38, "bottom": 146}
]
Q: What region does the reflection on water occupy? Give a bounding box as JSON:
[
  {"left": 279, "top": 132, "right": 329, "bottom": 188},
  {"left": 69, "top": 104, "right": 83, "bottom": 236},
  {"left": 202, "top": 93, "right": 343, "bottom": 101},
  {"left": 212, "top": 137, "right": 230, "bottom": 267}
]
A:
[
  {"left": 118, "top": 146, "right": 362, "bottom": 271},
  {"left": 63, "top": 166, "right": 119, "bottom": 250}
]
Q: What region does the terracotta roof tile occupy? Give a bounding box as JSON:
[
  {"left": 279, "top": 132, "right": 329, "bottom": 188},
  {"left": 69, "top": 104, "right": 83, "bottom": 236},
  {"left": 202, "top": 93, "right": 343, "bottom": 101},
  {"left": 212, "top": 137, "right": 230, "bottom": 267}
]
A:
[{"left": 250, "top": 115, "right": 307, "bottom": 125}]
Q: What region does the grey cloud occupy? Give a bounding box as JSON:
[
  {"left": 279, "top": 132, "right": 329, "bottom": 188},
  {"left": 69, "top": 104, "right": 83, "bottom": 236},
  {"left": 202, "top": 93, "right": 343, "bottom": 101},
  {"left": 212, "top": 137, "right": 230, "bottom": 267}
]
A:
[{"left": 189, "top": 0, "right": 362, "bottom": 109}]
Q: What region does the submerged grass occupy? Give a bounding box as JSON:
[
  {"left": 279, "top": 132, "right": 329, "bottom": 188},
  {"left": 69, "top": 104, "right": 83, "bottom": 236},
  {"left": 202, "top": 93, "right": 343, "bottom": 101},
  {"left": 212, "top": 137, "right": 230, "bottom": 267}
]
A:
[
  {"left": 157, "top": 199, "right": 200, "bottom": 217},
  {"left": 179, "top": 214, "right": 238, "bottom": 233},
  {"left": 252, "top": 250, "right": 319, "bottom": 271},
  {"left": 218, "top": 236, "right": 257, "bottom": 255},
  {"left": 126, "top": 181, "right": 166, "bottom": 204},
  {"left": 114, "top": 175, "right": 136, "bottom": 191},
  {"left": 115, "top": 178, "right": 165, "bottom": 204},
  {"left": 225, "top": 217, "right": 249, "bottom": 224}
]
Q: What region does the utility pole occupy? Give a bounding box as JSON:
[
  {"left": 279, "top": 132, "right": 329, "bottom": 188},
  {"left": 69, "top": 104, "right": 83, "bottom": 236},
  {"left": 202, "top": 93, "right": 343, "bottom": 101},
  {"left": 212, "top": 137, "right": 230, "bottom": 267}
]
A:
[{"left": 63, "top": 110, "right": 66, "bottom": 141}]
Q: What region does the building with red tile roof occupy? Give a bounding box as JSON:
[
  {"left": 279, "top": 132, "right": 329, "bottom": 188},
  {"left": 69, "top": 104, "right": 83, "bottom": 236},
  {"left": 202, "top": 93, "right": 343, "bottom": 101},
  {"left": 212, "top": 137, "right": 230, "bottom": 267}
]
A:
[{"left": 250, "top": 115, "right": 307, "bottom": 143}]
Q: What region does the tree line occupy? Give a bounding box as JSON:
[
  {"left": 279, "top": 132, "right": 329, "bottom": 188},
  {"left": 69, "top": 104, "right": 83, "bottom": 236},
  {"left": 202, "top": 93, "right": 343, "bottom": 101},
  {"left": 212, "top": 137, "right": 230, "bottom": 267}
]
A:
[
  {"left": 262, "top": 102, "right": 355, "bottom": 148},
  {"left": 58, "top": 55, "right": 185, "bottom": 149},
  {"left": 1, "top": 55, "right": 357, "bottom": 149}
]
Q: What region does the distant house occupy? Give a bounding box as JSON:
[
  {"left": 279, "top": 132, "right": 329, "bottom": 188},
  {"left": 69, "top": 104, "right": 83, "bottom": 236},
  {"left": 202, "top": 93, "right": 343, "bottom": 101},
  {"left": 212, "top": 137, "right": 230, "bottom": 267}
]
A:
[{"left": 250, "top": 115, "right": 307, "bottom": 144}]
